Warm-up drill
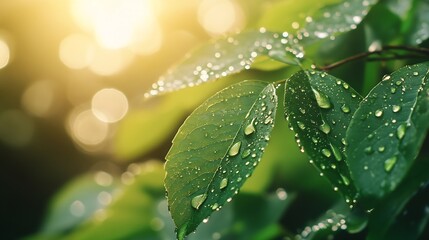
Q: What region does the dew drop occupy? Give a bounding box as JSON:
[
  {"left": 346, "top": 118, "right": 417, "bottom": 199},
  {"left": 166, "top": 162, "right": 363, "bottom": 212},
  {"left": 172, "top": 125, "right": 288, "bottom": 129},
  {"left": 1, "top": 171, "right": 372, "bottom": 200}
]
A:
[
  {"left": 297, "top": 121, "right": 306, "bottom": 130},
  {"left": 312, "top": 88, "right": 332, "bottom": 109},
  {"left": 330, "top": 144, "right": 342, "bottom": 161},
  {"left": 241, "top": 149, "right": 251, "bottom": 158},
  {"left": 378, "top": 146, "right": 385, "bottom": 152},
  {"left": 391, "top": 88, "right": 397, "bottom": 94},
  {"left": 244, "top": 118, "right": 256, "bottom": 135},
  {"left": 220, "top": 178, "right": 228, "bottom": 190},
  {"left": 342, "top": 82, "right": 350, "bottom": 89},
  {"left": 375, "top": 109, "right": 383, "bottom": 117},
  {"left": 191, "top": 194, "right": 207, "bottom": 210},
  {"left": 264, "top": 116, "right": 273, "bottom": 124},
  {"left": 364, "top": 146, "right": 373, "bottom": 154},
  {"left": 341, "top": 174, "right": 350, "bottom": 186},
  {"left": 397, "top": 123, "right": 406, "bottom": 140},
  {"left": 322, "top": 148, "right": 332, "bottom": 158},
  {"left": 341, "top": 104, "right": 351, "bottom": 113},
  {"left": 211, "top": 203, "right": 219, "bottom": 210},
  {"left": 319, "top": 121, "right": 331, "bottom": 134},
  {"left": 392, "top": 105, "right": 401, "bottom": 113},
  {"left": 384, "top": 156, "right": 397, "bottom": 172},
  {"left": 413, "top": 71, "right": 419, "bottom": 76},
  {"left": 229, "top": 142, "right": 241, "bottom": 156}
]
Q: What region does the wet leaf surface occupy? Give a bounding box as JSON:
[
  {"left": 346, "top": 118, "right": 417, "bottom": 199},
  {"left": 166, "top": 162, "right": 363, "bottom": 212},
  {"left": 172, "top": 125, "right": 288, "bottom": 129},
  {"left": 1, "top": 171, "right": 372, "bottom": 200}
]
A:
[{"left": 165, "top": 81, "right": 277, "bottom": 239}]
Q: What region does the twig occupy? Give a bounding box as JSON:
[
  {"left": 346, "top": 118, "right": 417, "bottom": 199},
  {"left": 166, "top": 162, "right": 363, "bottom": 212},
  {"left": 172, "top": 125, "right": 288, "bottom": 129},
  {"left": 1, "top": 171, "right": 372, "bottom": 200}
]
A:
[{"left": 318, "top": 46, "right": 429, "bottom": 71}]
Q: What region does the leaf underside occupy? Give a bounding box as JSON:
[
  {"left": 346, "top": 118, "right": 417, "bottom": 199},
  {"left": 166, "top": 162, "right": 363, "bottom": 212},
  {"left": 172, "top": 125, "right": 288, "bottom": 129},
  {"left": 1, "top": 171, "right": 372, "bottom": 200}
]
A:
[
  {"left": 346, "top": 62, "right": 429, "bottom": 205},
  {"left": 284, "top": 70, "right": 362, "bottom": 203},
  {"left": 165, "top": 80, "right": 278, "bottom": 239},
  {"left": 146, "top": 30, "right": 303, "bottom": 97}
]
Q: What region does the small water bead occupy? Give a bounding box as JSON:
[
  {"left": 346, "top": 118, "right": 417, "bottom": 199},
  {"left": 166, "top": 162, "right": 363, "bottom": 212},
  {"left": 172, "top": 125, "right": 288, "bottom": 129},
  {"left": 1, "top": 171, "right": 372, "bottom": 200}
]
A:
[
  {"left": 330, "top": 144, "right": 343, "bottom": 161},
  {"left": 297, "top": 121, "right": 306, "bottom": 130},
  {"left": 341, "top": 104, "right": 351, "bottom": 113},
  {"left": 319, "top": 121, "right": 331, "bottom": 134},
  {"left": 312, "top": 88, "right": 332, "bottom": 109},
  {"left": 241, "top": 149, "right": 251, "bottom": 158},
  {"left": 341, "top": 174, "right": 350, "bottom": 186},
  {"left": 342, "top": 82, "right": 350, "bottom": 89},
  {"left": 191, "top": 194, "right": 207, "bottom": 210},
  {"left": 384, "top": 156, "right": 397, "bottom": 172},
  {"left": 364, "top": 146, "right": 373, "bottom": 154},
  {"left": 397, "top": 124, "right": 406, "bottom": 140},
  {"left": 312, "top": 137, "right": 318, "bottom": 143},
  {"left": 375, "top": 109, "right": 383, "bottom": 117},
  {"left": 391, "top": 87, "right": 397, "bottom": 94},
  {"left": 392, "top": 105, "right": 401, "bottom": 113},
  {"left": 264, "top": 116, "right": 274, "bottom": 124},
  {"left": 413, "top": 71, "right": 419, "bottom": 76},
  {"left": 395, "top": 80, "right": 402, "bottom": 86},
  {"left": 378, "top": 146, "right": 385, "bottom": 152},
  {"left": 382, "top": 75, "right": 391, "bottom": 81},
  {"left": 244, "top": 119, "right": 256, "bottom": 135},
  {"left": 211, "top": 203, "right": 219, "bottom": 210},
  {"left": 220, "top": 178, "right": 228, "bottom": 190},
  {"left": 229, "top": 142, "right": 241, "bottom": 156},
  {"left": 322, "top": 148, "right": 332, "bottom": 158}
]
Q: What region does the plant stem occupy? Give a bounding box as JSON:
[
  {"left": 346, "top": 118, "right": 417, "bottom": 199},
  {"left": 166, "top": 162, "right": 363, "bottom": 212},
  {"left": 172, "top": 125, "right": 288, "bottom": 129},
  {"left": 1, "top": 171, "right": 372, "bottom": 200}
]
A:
[{"left": 318, "top": 46, "right": 429, "bottom": 71}]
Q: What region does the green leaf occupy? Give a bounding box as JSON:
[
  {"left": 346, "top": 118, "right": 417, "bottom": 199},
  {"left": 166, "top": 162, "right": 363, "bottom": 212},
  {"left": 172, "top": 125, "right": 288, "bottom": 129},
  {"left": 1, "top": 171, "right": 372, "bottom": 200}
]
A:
[
  {"left": 384, "top": 0, "right": 413, "bottom": 20},
  {"left": 165, "top": 81, "right": 278, "bottom": 239},
  {"left": 185, "top": 189, "right": 294, "bottom": 240},
  {"left": 383, "top": 183, "right": 429, "bottom": 240},
  {"left": 63, "top": 161, "right": 166, "bottom": 240},
  {"left": 299, "top": 0, "right": 378, "bottom": 41},
  {"left": 346, "top": 62, "right": 429, "bottom": 206},
  {"left": 407, "top": 0, "right": 429, "bottom": 45},
  {"left": 257, "top": 0, "right": 340, "bottom": 32},
  {"left": 367, "top": 156, "right": 429, "bottom": 240},
  {"left": 146, "top": 30, "right": 303, "bottom": 97},
  {"left": 297, "top": 201, "right": 349, "bottom": 239},
  {"left": 40, "top": 172, "right": 119, "bottom": 235},
  {"left": 284, "top": 70, "right": 362, "bottom": 203}
]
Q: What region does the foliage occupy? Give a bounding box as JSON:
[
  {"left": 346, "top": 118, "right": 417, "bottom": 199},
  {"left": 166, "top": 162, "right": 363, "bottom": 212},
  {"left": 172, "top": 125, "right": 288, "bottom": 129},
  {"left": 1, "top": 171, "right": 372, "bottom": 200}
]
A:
[{"left": 34, "top": 0, "right": 429, "bottom": 239}]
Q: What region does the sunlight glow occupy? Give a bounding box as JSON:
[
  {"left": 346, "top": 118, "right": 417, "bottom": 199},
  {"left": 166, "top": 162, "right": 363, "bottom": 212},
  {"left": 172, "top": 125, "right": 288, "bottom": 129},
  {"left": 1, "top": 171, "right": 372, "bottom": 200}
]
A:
[
  {"left": 71, "top": 0, "right": 160, "bottom": 50},
  {"left": 68, "top": 109, "right": 109, "bottom": 147},
  {"left": 21, "top": 80, "right": 56, "bottom": 118},
  {"left": 0, "top": 38, "right": 10, "bottom": 69},
  {"left": 59, "top": 34, "right": 94, "bottom": 69},
  {"left": 198, "top": 0, "right": 245, "bottom": 35},
  {"left": 91, "top": 88, "right": 129, "bottom": 123}
]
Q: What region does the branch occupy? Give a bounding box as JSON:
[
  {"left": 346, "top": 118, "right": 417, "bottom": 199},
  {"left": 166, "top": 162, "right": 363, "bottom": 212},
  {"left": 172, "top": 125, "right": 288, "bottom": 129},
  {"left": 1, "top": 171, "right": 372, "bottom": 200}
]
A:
[{"left": 318, "top": 46, "right": 429, "bottom": 71}]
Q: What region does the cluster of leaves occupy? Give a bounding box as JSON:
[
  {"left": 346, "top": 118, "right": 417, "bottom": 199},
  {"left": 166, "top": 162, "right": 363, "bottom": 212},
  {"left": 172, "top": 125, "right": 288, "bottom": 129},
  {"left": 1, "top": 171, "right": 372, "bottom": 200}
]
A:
[
  {"left": 32, "top": 0, "right": 429, "bottom": 239},
  {"left": 152, "top": 0, "right": 429, "bottom": 239}
]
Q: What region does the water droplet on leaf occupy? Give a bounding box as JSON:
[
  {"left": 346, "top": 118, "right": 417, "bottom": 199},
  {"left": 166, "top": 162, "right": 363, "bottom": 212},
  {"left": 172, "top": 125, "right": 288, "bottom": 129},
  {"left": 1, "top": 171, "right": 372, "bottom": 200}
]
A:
[
  {"left": 384, "top": 156, "right": 397, "bottom": 172},
  {"left": 220, "top": 178, "right": 228, "bottom": 190},
  {"left": 397, "top": 124, "right": 406, "bottom": 140},
  {"left": 229, "top": 142, "right": 241, "bottom": 156},
  {"left": 375, "top": 109, "right": 383, "bottom": 117},
  {"left": 322, "top": 148, "right": 332, "bottom": 158},
  {"left": 191, "top": 194, "right": 207, "bottom": 210},
  {"left": 312, "top": 88, "right": 332, "bottom": 109}
]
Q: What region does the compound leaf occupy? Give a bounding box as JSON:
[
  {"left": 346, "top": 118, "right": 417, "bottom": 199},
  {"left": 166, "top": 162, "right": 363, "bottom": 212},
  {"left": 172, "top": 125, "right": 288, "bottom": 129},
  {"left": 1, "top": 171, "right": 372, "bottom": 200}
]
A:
[{"left": 165, "top": 81, "right": 278, "bottom": 239}]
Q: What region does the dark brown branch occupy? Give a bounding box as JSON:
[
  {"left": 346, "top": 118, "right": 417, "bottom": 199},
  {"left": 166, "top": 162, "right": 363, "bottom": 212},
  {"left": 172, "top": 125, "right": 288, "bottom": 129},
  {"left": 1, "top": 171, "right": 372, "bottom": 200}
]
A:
[{"left": 318, "top": 46, "right": 429, "bottom": 71}]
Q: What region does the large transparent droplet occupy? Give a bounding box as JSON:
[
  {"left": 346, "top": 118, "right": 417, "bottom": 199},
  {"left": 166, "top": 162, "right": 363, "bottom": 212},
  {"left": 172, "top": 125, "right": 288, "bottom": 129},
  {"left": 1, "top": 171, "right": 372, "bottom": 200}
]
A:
[
  {"left": 191, "top": 194, "right": 207, "bottom": 209},
  {"left": 312, "top": 88, "right": 332, "bottom": 109},
  {"left": 384, "top": 156, "right": 397, "bottom": 172},
  {"left": 229, "top": 142, "right": 241, "bottom": 156}
]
